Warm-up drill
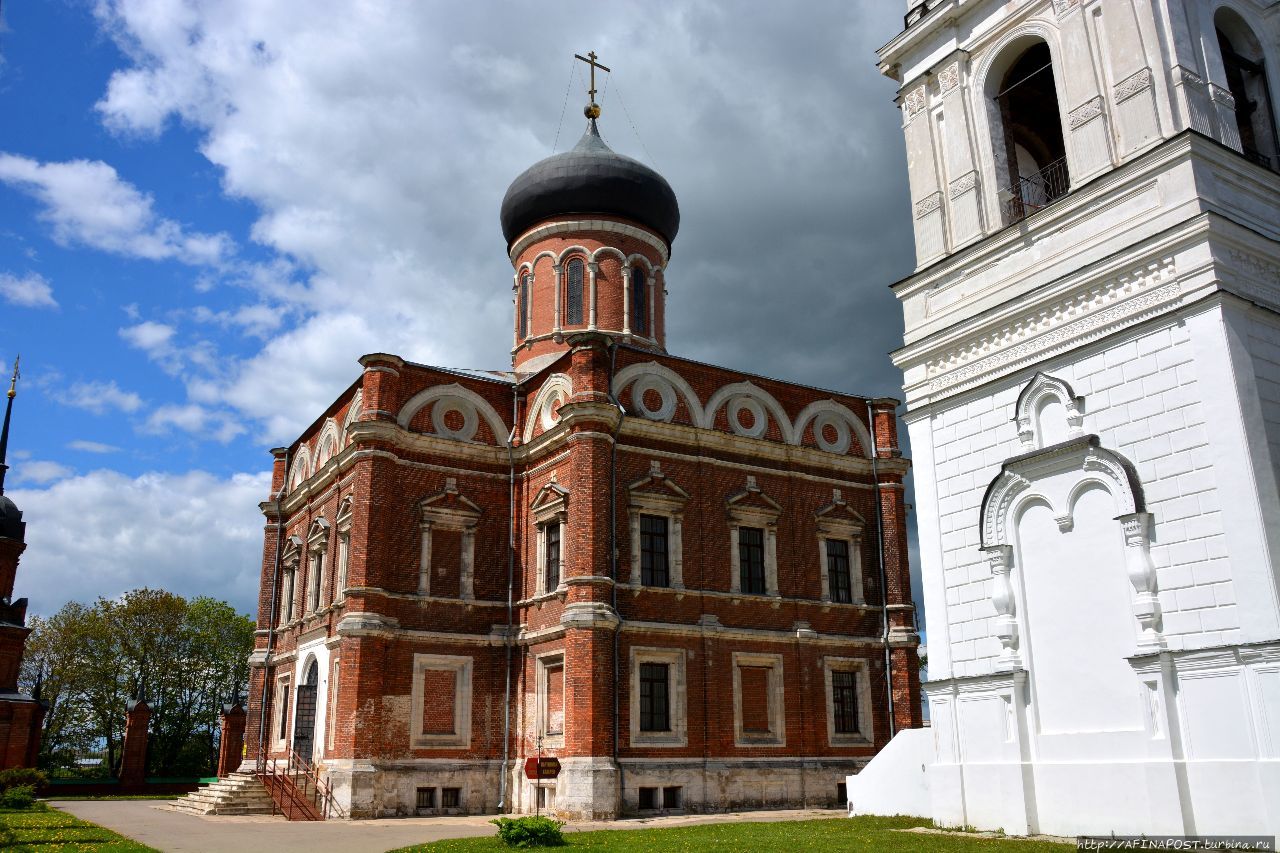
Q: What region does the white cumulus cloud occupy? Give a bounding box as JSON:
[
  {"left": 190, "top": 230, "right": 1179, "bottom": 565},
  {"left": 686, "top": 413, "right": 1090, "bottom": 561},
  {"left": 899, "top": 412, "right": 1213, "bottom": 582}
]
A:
[
  {"left": 0, "top": 153, "right": 233, "bottom": 265},
  {"left": 8, "top": 469, "right": 270, "bottom": 616},
  {"left": 56, "top": 379, "right": 145, "bottom": 415},
  {"left": 0, "top": 272, "right": 58, "bottom": 308}
]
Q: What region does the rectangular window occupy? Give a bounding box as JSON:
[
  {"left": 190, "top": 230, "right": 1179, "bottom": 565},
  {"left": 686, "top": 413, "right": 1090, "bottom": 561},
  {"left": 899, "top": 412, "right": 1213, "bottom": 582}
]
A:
[
  {"left": 739, "top": 527, "right": 766, "bottom": 594},
  {"left": 308, "top": 552, "right": 324, "bottom": 611},
  {"left": 827, "top": 539, "right": 852, "bottom": 603},
  {"left": 545, "top": 523, "right": 561, "bottom": 591},
  {"left": 277, "top": 678, "right": 291, "bottom": 740},
  {"left": 639, "top": 662, "right": 670, "bottom": 732},
  {"left": 441, "top": 787, "right": 461, "bottom": 809},
  {"left": 335, "top": 534, "right": 349, "bottom": 603},
  {"left": 421, "top": 668, "right": 458, "bottom": 735},
  {"left": 640, "top": 514, "right": 669, "bottom": 587},
  {"left": 638, "top": 787, "right": 659, "bottom": 810},
  {"left": 416, "top": 787, "right": 436, "bottom": 812},
  {"left": 662, "top": 786, "right": 682, "bottom": 809},
  {"left": 281, "top": 569, "right": 295, "bottom": 624},
  {"left": 545, "top": 663, "right": 565, "bottom": 736},
  {"left": 832, "top": 670, "right": 859, "bottom": 734}
]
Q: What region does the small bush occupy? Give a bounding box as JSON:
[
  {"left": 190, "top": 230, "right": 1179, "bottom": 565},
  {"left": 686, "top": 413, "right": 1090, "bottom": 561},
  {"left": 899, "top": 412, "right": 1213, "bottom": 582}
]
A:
[
  {"left": 0, "top": 768, "right": 47, "bottom": 793},
  {"left": 0, "top": 784, "right": 37, "bottom": 810},
  {"left": 490, "top": 815, "right": 566, "bottom": 848}
]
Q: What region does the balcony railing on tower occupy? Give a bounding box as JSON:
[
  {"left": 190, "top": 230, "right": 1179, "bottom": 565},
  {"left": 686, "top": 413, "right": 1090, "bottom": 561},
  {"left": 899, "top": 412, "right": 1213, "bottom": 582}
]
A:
[{"left": 998, "top": 156, "right": 1070, "bottom": 225}]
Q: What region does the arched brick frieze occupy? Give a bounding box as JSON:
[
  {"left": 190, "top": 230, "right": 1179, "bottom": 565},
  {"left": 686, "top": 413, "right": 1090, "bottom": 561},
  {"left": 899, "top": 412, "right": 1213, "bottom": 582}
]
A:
[
  {"left": 397, "top": 383, "right": 510, "bottom": 447},
  {"left": 794, "top": 400, "right": 874, "bottom": 458},
  {"left": 703, "top": 381, "right": 794, "bottom": 443},
  {"left": 612, "top": 362, "right": 702, "bottom": 426},
  {"left": 522, "top": 373, "right": 573, "bottom": 444}
]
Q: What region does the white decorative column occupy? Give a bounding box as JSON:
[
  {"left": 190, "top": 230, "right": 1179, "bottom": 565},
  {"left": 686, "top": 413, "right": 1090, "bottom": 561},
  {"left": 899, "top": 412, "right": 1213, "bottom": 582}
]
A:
[
  {"left": 552, "top": 263, "right": 563, "bottom": 335},
  {"left": 460, "top": 523, "right": 476, "bottom": 601},
  {"left": 621, "top": 262, "right": 631, "bottom": 336},
  {"left": 587, "top": 261, "right": 598, "bottom": 330},
  {"left": 765, "top": 524, "right": 778, "bottom": 597},
  {"left": 418, "top": 521, "right": 432, "bottom": 596},
  {"left": 986, "top": 545, "right": 1021, "bottom": 669},
  {"left": 628, "top": 510, "right": 641, "bottom": 586},
  {"left": 1118, "top": 512, "right": 1163, "bottom": 651},
  {"left": 671, "top": 513, "right": 684, "bottom": 590}
]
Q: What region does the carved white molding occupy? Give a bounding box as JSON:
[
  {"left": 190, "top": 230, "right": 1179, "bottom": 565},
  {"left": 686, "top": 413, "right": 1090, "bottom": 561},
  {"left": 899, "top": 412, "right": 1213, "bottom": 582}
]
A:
[
  {"left": 925, "top": 258, "right": 1179, "bottom": 394},
  {"left": 949, "top": 171, "right": 977, "bottom": 199},
  {"left": 522, "top": 373, "right": 572, "bottom": 445},
  {"left": 937, "top": 63, "right": 959, "bottom": 95},
  {"left": 1172, "top": 65, "right": 1205, "bottom": 88},
  {"left": 1068, "top": 96, "right": 1104, "bottom": 130},
  {"left": 418, "top": 478, "right": 482, "bottom": 600},
  {"left": 979, "top": 436, "right": 1161, "bottom": 652},
  {"left": 794, "top": 399, "right": 873, "bottom": 458},
  {"left": 341, "top": 390, "right": 363, "bottom": 446},
  {"left": 914, "top": 191, "right": 943, "bottom": 219},
  {"left": 1052, "top": 0, "right": 1079, "bottom": 16},
  {"left": 631, "top": 373, "right": 679, "bottom": 422},
  {"left": 1208, "top": 84, "right": 1237, "bottom": 110},
  {"left": 1014, "top": 372, "right": 1086, "bottom": 451},
  {"left": 902, "top": 86, "right": 927, "bottom": 122},
  {"left": 1224, "top": 249, "right": 1280, "bottom": 313},
  {"left": 1114, "top": 68, "right": 1152, "bottom": 104}
]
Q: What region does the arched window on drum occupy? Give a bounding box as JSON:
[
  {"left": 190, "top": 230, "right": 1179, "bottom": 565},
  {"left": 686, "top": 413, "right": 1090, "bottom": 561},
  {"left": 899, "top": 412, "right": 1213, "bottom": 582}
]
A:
[
  {"left": 565, "top": 258, "right": 585, "bottom": 326},
  {"left": 631, "top": 267, "right": 648, "bottom": 336}
]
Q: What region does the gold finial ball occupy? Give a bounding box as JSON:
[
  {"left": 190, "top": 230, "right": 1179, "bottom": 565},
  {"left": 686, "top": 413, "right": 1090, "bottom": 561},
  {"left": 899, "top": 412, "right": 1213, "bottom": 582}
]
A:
[{"left": 584, "top": 103, "right": 602, "bottom": 119}]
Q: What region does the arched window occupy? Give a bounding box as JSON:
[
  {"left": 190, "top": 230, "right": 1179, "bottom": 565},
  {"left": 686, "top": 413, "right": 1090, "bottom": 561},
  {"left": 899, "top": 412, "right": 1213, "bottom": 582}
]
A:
[
  {"left": 293, "top": 658, "right": 319, "bottom": 758},
  {"left": 989, "top": 40, "right": 1070, "bottom": 224},
  {"left": 631, "top": 267, "right": 647, "bottom": 335},
  {"left": 518, "top": 273, "right": 530, "bottom": 339},
  {"left": 565, "top": 259, "right": 584, "bottom": 326},
  {"left": 1216, "top": 10, "right": 1278, "bottom": 170}
]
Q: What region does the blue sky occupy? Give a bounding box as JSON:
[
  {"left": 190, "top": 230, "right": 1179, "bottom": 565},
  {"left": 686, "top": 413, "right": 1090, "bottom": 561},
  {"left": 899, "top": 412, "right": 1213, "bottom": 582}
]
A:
[{"left": 0, "top": 1, "right": 919, "bottom": 620}]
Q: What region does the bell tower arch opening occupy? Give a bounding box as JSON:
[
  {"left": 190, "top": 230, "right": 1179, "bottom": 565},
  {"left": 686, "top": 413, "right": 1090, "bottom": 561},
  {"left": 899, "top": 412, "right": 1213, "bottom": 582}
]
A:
[
  {"left": 1214, "top": 8, "right": 1278, "bottom": 170},
  {"left": 986, "top": 39, "right": 1070, "bottom": 224}
]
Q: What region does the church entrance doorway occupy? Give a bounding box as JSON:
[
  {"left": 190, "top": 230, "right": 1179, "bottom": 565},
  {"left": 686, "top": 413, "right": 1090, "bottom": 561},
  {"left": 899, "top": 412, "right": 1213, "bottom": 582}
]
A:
[{"left": 293, "top": 659, "right": 319, "bottom": 759}]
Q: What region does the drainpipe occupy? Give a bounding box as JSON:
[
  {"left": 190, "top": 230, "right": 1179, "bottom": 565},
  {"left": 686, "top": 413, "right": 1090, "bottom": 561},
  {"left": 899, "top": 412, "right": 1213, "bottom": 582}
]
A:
[
  {"left": 866, "top": 402, "right": 895, "bottom": 741},
  {"left": 499, "top": 384, "right": 519, "bottom": 812},
  {"left": 257, "top": 448, "right": 290, "bottom": 764},
  {"left": 606, "top": 342, "right": 626, "bottom": 814}
]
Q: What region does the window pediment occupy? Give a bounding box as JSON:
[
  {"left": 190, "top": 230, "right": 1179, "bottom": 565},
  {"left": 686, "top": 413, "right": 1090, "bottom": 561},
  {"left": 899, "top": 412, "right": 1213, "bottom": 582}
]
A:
[
  {"left": 531, "top": 476, "right": 570, "bottom": 523},
  {"left": 815, "top": 488, "right": 866, "bottom": 537},
  {"left": 628, "top": 461, "right": 689, "bottom": 513},
  {"left": 419, "top": 478, "right": 482, "bottom": 528},
  {"left": 726, "top": 475, "right": 781, "bottom": 523},
  {"left": 307, "top": 518, "right": 330, "bottom": 546}
]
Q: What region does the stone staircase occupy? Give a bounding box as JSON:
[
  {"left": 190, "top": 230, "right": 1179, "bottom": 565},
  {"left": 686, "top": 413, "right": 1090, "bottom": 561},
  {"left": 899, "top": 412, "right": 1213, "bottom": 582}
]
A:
[{"left": 168, "top": 772, "right": 276, "bottom": 816}]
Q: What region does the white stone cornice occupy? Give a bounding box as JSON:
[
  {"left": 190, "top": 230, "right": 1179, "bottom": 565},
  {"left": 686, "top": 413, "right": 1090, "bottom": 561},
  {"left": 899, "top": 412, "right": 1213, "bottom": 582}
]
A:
[{"left": 509, "top": 218, "right": 669, "bottom": 266}]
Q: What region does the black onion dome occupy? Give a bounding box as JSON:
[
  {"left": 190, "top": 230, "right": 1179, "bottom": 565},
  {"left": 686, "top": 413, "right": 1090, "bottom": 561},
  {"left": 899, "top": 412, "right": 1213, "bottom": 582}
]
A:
[
  {"left": 0, "top": 494, "right": 23, "bottom": 543},
  {"left": 501, "top": 120, "right": 680, "bottom": 248}
]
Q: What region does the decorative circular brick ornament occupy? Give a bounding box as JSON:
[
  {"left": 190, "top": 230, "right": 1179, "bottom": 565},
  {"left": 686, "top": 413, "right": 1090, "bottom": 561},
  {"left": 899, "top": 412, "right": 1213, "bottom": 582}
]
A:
[
  {"left": 540, "top": 390, "right": 566, "bottom": 431},
  {"left": 729, "top": 396, "right": 767, "bottom": 438},
  {"left": 813, "top": 411, "right": 851, "bottom": 454},
  {"left": 632, "top": 375, "right": 676, "bottom": 422},
  {"left": 432, "top": 397, "right": 479, "bottom": 442}
]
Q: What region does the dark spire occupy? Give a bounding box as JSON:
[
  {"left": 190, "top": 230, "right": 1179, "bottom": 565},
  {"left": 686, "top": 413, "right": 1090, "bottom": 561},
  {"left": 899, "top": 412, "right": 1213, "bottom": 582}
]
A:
[{"left": 0, "top": 356, "right": 18, "bottom": 495}]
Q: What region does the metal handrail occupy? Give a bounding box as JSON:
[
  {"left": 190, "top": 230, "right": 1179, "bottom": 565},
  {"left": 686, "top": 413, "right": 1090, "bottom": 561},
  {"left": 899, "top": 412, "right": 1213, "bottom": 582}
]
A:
[
  {"left": 255, "top": 746, "right": 346, "bottom": 820},
  {"left": 998, "top": 156, "right": 1070, "bottom": 225}
]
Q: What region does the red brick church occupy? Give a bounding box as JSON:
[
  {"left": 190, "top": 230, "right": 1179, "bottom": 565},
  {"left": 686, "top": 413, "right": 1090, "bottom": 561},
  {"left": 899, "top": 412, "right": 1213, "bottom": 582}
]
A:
[{"left": 244, "top": 79, "right": 921, "bottom": 820}]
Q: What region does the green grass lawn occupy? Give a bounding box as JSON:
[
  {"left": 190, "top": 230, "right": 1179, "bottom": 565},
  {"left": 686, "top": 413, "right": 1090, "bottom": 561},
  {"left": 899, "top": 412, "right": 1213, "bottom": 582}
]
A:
[
  {"left": 393, "top": 816, "right": 1069, "bottom": 852},
  {"left": 0, "top": 805, "right": 159, "bottom": 852}
]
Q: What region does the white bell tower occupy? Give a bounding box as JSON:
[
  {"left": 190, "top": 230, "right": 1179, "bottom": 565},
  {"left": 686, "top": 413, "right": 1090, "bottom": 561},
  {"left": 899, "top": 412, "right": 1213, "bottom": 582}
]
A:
[{"left": 853, "top": 0, "right": 1280, "bottom": 837}]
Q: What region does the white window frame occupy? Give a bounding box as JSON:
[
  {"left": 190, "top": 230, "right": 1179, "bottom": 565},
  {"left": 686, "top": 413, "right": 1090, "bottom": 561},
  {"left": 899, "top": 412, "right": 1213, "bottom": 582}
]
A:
[
  {"left": 823, "top": 656, "right": 874, "bottom": 746},
  {"left": 273, "top": 671, "right": 292, "bottom": 750},
  {"left": 727, "top": 478, "right": 780, "bottom": 598},
  {"left": 536, "top": 651, "right": 566, "bottom": 750},
  {"left": 629, "top": 646, "right": 688, "bottom": 747},
  {"left": 627, "top": 463, "right": 687, "bottom": 590},
  {"left": 418, "top": 479, "right": 481, "bottom": 600},
  {"left": 334, "top": 498, "right": 353, "bottom": 604},
  {"left": 279, "top": 535, "right": 302, "bottom": 625},
  {"left": 409, "top": 653, "right": 473, "bottom": 749},
  {"left": 817, "top": 529, "right": 864, "bottom": 605},
  {"left": 532, "top": 480, "right": 569, "bottom": 597},
  {"left": 326, "top": 659, "right": 340, "bottom": 751},
  {"left": 306, "top": 519, "right": 330, "bottom": 614},
  {"left": 731, "top": 651, "right": 785, "bottom": 747}
]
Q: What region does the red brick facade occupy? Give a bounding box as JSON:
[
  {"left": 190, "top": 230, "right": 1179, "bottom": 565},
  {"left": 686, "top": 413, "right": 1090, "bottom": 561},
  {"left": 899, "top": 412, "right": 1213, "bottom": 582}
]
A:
[{"left": 244, "top": 134, "right": 920, "bottom": 821}]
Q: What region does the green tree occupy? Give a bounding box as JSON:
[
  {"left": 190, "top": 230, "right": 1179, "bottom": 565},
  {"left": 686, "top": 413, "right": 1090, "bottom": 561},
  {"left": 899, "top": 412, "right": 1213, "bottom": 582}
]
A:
[{"left": 18, "top": 589, "right": 254, "bottom": 777}]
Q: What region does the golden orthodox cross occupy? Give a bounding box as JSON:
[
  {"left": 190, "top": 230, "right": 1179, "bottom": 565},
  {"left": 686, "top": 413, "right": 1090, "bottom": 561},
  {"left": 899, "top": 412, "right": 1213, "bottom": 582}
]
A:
[{"left": 574, "top": 51, "right": 611, "bottom": 108}]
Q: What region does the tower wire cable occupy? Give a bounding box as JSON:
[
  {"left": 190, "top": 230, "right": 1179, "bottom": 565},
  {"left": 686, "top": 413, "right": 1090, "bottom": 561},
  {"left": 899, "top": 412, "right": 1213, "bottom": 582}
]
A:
[
  {"left": 610, "top": 79, "right": 656, "bottom": 168},
  {"left": 551, "top": 57, "right": 578, "bottom": 153}
]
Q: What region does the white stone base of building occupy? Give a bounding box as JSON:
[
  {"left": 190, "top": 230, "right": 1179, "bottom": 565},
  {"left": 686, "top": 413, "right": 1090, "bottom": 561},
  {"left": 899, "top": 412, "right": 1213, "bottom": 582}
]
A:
[{"left": 850, "top": 642, "right": 1280, "bottom": 837}]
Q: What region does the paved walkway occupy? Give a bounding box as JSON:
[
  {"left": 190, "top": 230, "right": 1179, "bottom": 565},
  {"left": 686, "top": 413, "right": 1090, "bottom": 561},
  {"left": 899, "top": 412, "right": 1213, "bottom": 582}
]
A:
[{"left": 52, "top": 800, "right": 848, "bottom": 853}]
